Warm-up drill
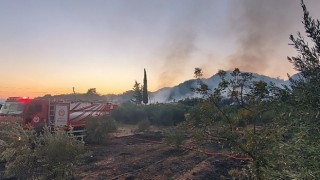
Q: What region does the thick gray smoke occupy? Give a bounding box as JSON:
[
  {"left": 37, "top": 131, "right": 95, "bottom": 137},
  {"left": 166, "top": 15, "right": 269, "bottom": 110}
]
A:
[
  {"left": 226, "top": 0, "right": 297, "bottom": 73},
  {"left": 158, "top": 29, "right": 196, "bottom": 88},
  {"left": 157, "top": 0, "right": 320, "bottom": 88},
  {"left": 157, "top": 0, "right": 216, "bottom": 88}
]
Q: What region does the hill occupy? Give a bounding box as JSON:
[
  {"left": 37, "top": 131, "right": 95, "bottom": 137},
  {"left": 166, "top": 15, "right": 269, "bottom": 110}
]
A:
[
  {"left": 38, "top": 71, "right": 294, "bottom": 104},
  {"left": 149, "top": 71, "right": 291, "bottom": 103}
]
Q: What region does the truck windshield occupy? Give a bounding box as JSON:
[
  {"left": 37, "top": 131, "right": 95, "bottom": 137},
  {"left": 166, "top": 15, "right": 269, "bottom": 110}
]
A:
[{"left": 0, "top": 102, "right": 24, "bottom": 115}]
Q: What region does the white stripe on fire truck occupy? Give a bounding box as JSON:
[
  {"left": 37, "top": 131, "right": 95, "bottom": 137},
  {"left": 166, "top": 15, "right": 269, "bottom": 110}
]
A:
[{"left": 71, "top": 104, "right": 105, "bottom": 121}]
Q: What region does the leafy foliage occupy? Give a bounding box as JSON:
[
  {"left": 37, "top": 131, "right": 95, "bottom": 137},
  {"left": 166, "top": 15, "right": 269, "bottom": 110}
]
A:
[
  {"left": 164, "top": 127, "right": 186, "bottom": 149},
  {"left": 111, "top": 103, "right": 188, "bottom": 126},
  {"left": 85, "top": 115, "right": 118, "bottom": 144},
  {"left": 190, "top": 67, "right": 283, "bottom": 178},
  {"left": 132, "top": 81, "right": 143, "bottom": 104},
  {"left": 136, "top": 119, "right": 151, "bottom": 132},
  {"left": 278, "top": 0, "right": 320, "bottom": 178},
  {"left": 0, "top": 123, "right": 88, "bottom": 179},
  {"left": 86, "top": 88, "right": 98, "bottom": 95},
  {"left": 111, "top": 103, "right": 147, "bottom": 124}
]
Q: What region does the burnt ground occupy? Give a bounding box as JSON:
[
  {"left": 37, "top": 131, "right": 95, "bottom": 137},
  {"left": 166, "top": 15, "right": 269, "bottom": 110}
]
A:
[
  {"left": 0, "top": 132, "right": 247, "bottom": 180},
  {"left": 0, "top": 161, "right": 5, "bottom": 178},
  {"left": 75, "top": 133, "right": 247, "bottom": 180}
]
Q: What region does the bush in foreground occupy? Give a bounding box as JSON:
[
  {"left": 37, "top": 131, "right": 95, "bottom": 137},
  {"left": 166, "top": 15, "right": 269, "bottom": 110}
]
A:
[
  {"left": 85, "top": 115, "right": 118, "bottom": 144},
  {"left": 136, "top": 119, "right": 151, "bottom": 133},
  {"left": 164, "top": 127, "right": 187, "bottom": 149},
  {"left": 0, "top": 123, "right": 88, "bottom": 179}
]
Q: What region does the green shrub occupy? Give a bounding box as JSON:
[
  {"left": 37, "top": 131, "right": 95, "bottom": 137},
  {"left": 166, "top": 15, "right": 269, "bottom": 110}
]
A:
[
  {"left": 164, "top": 127, "right": 187, "bottom": 149},
  {"left": 111, "top": 103, "right": 189, "bottom": 126},
  {"left": 85, "top": 115, "right": 117, "bottom": 144},
  {"left": 36, "top": 128, "right": 88, "bottom": 179},
  {"left": 0, "top": 121, "right": 37, "bottom": 179},
  {"left": 0, "top": 124, "right": 88, "bottom": 180},
  {"left": 136, "top": 119, "right": 150, "bottom": 133},
  {"left": 111, "top": 104, "right": 147, "bottom": 124},
  {"left": 146, "top": 104, "right": 187, "bottom": 126}
]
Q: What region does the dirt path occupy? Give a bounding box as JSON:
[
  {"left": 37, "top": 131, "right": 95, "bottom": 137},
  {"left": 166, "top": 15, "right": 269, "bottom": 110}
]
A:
[{"left": 75, "top": 133, "right": 246, "bottom": 180}]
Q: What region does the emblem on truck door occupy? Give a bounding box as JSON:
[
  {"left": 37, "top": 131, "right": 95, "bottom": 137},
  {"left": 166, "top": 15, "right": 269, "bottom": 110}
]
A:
[
  {"left": 33, "top": 116, "right": 40, "bottom": 123},
  {"left": 58, "top": 109, "right": 65, "bottom": 116}
]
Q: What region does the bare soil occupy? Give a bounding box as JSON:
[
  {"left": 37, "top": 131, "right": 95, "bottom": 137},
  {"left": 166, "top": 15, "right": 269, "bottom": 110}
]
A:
[
  {"left": 75, "top": 131, "right": 246, "bottom": 180},
  {"left": 0, "top": 126, "right": 247, "bottom": 179}
]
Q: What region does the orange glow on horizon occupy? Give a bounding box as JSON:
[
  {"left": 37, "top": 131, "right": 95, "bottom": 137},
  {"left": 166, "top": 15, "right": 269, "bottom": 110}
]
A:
[
  {"left": 0, "top": 83, "right": 132, "bottom": 99},
  {"left": 0, "top": 66, "right": 295, "bottom": 100}
]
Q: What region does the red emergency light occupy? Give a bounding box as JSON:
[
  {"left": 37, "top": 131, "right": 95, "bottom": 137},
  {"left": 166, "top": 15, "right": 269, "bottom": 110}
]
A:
[{"left": 19, "top": 97, "right": 30, "bottom": 103}]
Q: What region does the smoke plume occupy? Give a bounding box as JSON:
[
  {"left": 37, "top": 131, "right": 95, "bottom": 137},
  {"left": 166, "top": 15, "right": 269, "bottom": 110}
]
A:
[
  {"left": 158, "top": 29, "right": 196, "bottom": 88},
  {"left": 157, "top": 1, "right": 215, "bottom": 88},
  {"left": 226, "top": 0, "right": 296, "bottom": 73}
]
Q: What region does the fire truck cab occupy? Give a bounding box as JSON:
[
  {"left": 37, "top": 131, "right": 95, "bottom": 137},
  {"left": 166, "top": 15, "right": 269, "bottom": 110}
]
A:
[
  {"left": 0, "top": 97, "right": 31, "bottom": 124},
  {"left": 0, "top": 97, "right": 30, "bottom": 116},
  {"left": 23, "top": 99, "right": 50, "bottom": 129}
]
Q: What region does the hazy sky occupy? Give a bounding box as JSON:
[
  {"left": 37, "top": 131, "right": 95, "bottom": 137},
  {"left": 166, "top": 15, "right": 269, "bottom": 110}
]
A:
[{"left": 0, "top": 0, "right": 319, "bottom": 98}]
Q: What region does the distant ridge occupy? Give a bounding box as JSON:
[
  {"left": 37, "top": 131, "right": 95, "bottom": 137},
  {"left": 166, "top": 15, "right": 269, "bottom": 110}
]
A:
[
  {"left": 148, "top": 71, "right": 292, "bottom": 103},
  {"left": 38, "top": 71, "right": 297, "bottom": 104}
]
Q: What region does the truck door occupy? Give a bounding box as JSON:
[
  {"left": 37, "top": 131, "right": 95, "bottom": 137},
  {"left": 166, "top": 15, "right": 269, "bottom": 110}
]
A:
[
  {"left": 53, "top": 103, "right": 70, "bottom": 127},
  {"left": 23, "top": 100, "right": 48, "bottom": 129}
]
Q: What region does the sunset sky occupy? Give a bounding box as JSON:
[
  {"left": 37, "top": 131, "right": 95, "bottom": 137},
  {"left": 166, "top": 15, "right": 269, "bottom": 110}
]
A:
[{"left": 0, "top": 0, "right": 320, "bottom": 98}]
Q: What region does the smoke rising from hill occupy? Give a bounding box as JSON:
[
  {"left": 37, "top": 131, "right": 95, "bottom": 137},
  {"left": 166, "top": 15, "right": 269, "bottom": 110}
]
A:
[
  {"left": 157, "top": 0, "right": 299, "bottom": 88},
  {"left": 156, "top": 0, "right": 320, "bottom": 88},
  {"left": 157, "top": 1, "right": 217, "bottom": 88},
  {"left": 225, "top": 0, "right": 296, "bottom": 73},
  {"left": 157, "top": 29, "right": 196, "bottom": 88}
]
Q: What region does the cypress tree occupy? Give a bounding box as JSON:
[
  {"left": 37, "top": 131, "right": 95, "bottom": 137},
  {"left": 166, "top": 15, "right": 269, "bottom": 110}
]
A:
[{"left": 142, "top": 68, "right": 148, "bottom": 104}]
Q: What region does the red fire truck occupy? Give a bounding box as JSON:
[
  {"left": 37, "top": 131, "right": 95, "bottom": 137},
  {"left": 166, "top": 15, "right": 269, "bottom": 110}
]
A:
[
  {"left": 22, "top": 99, "right": 117, "bottom": 130},
  {"left": 0, "top": 97, "right": 117, "bottom": 135}
]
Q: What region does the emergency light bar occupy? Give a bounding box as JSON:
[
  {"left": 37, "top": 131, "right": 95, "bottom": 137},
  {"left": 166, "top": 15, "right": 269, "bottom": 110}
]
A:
[{"left": 6, "top": 97, "right": 30, "bottom": 102}]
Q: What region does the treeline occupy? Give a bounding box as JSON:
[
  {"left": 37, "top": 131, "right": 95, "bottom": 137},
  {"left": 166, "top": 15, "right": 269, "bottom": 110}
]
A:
[{"left": 110, "top": 102, "right": 193, "bottom": 126}]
